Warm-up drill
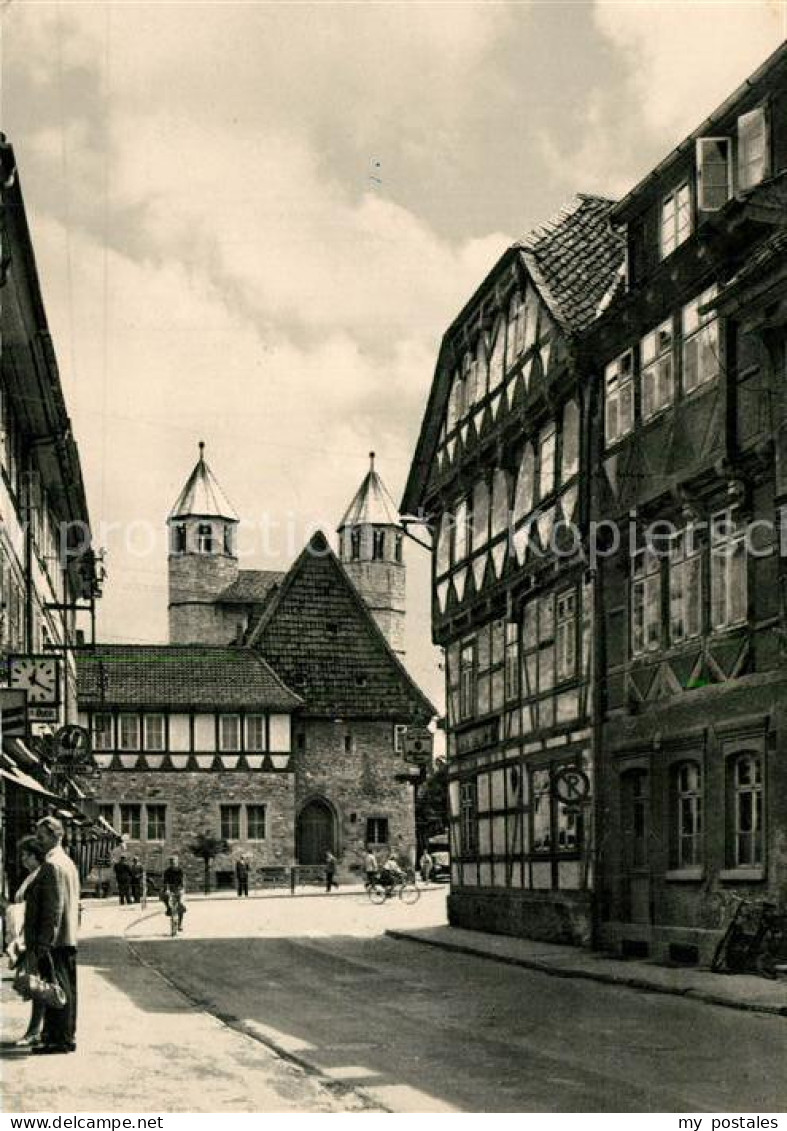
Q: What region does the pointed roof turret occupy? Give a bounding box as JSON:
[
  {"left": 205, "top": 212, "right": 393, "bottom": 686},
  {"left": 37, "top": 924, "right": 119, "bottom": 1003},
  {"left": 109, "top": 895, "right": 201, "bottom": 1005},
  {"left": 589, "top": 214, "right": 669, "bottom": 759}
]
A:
[
  {"left": 169, "top": 441, "right": 239, "bottom": 522},
  {"left": 337, "top": 452, "right": 401, "bottom": 531}
]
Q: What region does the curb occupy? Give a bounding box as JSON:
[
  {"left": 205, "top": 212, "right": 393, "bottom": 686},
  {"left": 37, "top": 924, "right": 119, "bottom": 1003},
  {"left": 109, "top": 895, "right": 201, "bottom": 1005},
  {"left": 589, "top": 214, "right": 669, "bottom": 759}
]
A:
[
  {"left": 124, "top": 936, "right": 389, "bottom": 1113},
  {"left": 385, "top": 929, "right": 787, "bottom": 1018}
]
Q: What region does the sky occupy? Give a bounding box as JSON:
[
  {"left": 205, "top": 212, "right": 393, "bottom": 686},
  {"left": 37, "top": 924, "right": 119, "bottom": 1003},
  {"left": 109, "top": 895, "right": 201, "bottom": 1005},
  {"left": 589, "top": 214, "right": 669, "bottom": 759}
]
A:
[{"left": 1, "top": 0, "right": 785, "bottom": 710}]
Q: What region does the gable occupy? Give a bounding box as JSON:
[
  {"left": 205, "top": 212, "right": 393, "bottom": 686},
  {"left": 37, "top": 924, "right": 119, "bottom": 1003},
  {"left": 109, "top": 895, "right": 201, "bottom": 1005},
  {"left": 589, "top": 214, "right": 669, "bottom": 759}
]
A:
[{"left": 248, "top": 534, "right": 434, "bottom": 721}]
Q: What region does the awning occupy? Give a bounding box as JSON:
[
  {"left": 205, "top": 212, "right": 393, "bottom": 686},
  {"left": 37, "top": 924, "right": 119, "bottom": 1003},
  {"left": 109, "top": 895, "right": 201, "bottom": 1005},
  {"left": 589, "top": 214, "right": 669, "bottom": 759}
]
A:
[
  {"left": 2, "top": 737, "right": 42, "bottom": 768},
  {"left": 0, "top": 764, "right": 63, "bottom": 803},
  {"left": 97, "top": 815, "right": 122, "bottom": 839}
]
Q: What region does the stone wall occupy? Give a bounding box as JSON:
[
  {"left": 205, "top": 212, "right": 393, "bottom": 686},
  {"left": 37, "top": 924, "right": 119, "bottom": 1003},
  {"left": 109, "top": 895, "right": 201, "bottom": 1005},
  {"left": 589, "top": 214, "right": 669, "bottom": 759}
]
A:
[
  {"left": 168, "top": 551, "right": 239, "bottom": 644},
  {"left": 341, "top": 561, "right": 406, "bottom": 654},
  {"left": 296, "top": 718, "right": 415, "bottom": 870},
  {"left": 96, "top": 768, "right": 295, "bottom": 889}
]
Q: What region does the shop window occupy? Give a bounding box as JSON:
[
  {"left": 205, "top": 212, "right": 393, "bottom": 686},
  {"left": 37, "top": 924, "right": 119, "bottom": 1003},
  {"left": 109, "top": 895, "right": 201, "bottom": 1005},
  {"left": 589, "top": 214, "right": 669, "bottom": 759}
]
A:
[
  {"left": 710, "top": 509, "right": 747, "bottom": 630},
  {"left": 459, "top": 780, "right": 478, "bottom": 857},
  {"left": 660, "top": 181, "right": 692, "bottom": 258},
  {"left": 674, "top": 761, "right": 703, "bottom": 868},
  {"left": 220, "top": 804, "right": 241, "bottom": 841},
  {"left": 731, "top": 753, "right": 763, "bottom": 867},
  {"left": 366, "top": 817, "right": 389, "bottom": 846}
]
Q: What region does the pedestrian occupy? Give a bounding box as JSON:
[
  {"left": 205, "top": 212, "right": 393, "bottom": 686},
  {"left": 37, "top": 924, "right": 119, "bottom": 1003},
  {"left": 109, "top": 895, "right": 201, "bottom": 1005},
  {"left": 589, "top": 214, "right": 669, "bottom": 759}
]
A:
[
  {"left": 161, "top": 855, "right": 186, "bottom": 932},
  {"left": 364, "top": 846, "right": 378, "bottom": 890},
  {"left": 27, "top": 816, "right": 80, "bottom": 1054},
  {"left": 4, "top": 836, "right": 47, "bottom": 1047},
  {"left": 324, "top": 850, "right": 338, "bottom": 892},
  {"left": 114, "top": 854, "right": 132, "bottom": 905},
  {"left": 129, "top": 856, "right": 144, "bottom": 904},
  {"left": 235, "top": 854, "right": 250, "bottom": 897},
  {"left": 419, "top": 849, "right": 434, "bottom": 885}
]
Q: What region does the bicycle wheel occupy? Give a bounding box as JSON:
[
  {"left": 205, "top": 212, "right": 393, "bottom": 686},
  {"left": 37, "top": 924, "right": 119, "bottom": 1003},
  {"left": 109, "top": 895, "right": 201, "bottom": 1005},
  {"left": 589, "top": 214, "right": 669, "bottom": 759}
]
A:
[
  {"left": 399, "top": 882, "right": 420, "bottom": 905},
  {"left": 368, "top": 884, "right": 387, "bottom": 905}
]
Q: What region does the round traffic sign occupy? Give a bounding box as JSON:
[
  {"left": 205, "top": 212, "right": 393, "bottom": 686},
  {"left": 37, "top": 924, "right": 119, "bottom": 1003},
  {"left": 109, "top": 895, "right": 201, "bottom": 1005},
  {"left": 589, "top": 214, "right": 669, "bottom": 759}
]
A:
[{"left": 554, "top": 767, "right": 590, "bottom": 805}]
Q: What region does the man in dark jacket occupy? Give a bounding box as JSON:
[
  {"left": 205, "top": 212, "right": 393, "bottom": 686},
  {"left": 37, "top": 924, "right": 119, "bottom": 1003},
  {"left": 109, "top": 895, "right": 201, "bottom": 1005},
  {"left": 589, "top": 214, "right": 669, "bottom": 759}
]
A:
[
  {"left": 129, "top": 857, "right": 144, "bottom": 903},
  {"left": 114, "top": 855, "right": 132, "bottom": 905},
  {"left": 28, "top": 817, "right": 80, "bottom": 1054},
  {"left": 235, "top": 855, "right": 250, "bottom": 897}
]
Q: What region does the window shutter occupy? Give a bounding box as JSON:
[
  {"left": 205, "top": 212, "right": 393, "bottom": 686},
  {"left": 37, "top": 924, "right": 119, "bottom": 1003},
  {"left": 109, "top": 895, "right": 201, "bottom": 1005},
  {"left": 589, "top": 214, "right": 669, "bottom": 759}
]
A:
[
  {"left": 737, "top": 106, "right": 769, "bottom": 191},
  {"left": 696, "top": 138, "right": 731, "bottom": 211}
]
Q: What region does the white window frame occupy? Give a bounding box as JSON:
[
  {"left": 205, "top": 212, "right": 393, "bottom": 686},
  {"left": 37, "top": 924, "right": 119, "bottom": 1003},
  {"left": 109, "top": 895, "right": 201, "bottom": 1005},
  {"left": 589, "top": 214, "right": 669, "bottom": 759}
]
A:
[
  {"left": 605, "top": 352, "right": 634, "bottom": 446},
  {"left": 710, "top": 508, "right": 747, "bottom": 631},
  {"left": 245, "top": 714, "right": 267, "bottom": 752},
  {"left": 631, "top": 548, "right": 662, "bottom": 656},
  {"left": 682, "top": 287, "right": 720, "bottom": 393},
  {"left": 660, "top": 181, "right": 692, "bottom": 259},
  {"left": 641, "top": 320, "right": 674, "bottom": 420},
  {"left": 732, "top": 753, "right": 763, "bottom": 867},
  {"left": 696, "top": 137, "right": 732, "bottom": 211},
  {"left": 669, "top": 526, "right": 702, "bottom": 645},
  {"left": 675, "top": 761, "right": 703, "bottom": 869},
  {"left": 219, "top": 713, "right": 241, "bottom": 752},
  {"left": 144, "top": 714, "right": 166, "bottom": 752},
  {"left": 737, "top": 106, "right": 769, "bottom": 192},
  {"left": 118, "top": 714, "right": 140, "bottom": 752}
]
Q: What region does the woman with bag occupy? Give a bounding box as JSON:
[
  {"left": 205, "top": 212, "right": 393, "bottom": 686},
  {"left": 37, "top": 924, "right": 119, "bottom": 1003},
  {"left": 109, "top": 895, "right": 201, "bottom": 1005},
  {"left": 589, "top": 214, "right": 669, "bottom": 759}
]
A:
[{"left": 5, "top": 837, "right": 47, "bottom": 1047}]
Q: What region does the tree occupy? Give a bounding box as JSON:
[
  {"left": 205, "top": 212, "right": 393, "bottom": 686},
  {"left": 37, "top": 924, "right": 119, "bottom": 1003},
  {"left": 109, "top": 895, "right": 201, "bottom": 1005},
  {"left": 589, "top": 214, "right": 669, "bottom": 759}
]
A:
[{"left": 188, "top": 831, "right": 229, "bottom": 895}]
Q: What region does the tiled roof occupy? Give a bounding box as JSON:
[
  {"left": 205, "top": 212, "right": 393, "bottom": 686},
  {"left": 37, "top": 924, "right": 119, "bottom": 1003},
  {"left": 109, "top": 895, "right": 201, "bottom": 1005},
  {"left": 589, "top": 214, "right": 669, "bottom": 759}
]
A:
[
  {"left": 337, "top": 453, "right": 400, "bottom": 530},
  {"left": 169, "top": 443, "right": 239, "bottom": 521},
  {"left": 248, "top": 531, "right": 435, "bottom": 721},
  {"left": 76, "top": 645, "right": 302, "bottom": 710},
  {"left": 516, "top": 195, "right": 624, "bottom": 333},
  {"left": 218, "top": 570, "right": 286, "bottom": 605}
]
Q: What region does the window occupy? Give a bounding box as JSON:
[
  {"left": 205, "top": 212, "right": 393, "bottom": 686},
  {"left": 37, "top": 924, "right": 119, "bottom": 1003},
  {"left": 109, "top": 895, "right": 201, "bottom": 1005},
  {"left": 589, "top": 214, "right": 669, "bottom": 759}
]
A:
[
  {"left": 631, "top": 548, "right": 662, "bottom": 655},
  {"left": 223, "top": 525, "right": 234, "bottom": 556},
  {"left": 504, "top": 622, "right": 520, "bottom": 701},
  {"left": 394, "top": 533, "right": 403, "bottom": 563},
  {"left": 738, "top": 106, "right": 769, "bottom": 191},
  {"left": 622, "top": 769, "right": 649, "bottom": 869},
  {"left": 459, "top": 642, "right": 475, "bottom": 721},
  {"left": 641, "top": 320, "right": 674, "bottom": 419},
  {"left": 605, "top": 352, "right": 634, "bottom": 445},
  {"left": 219, "top": 714, "right": 241, "bottom": 752},
  {"left": 146, "top": 804, "right": 167, "bottom": 841},
  {"left": 538, "top": 424, "right": 556, "bottom": 499},
  {"left": 350, "top": 528, "right": 361, "bottom": 560},
  {"left": 118, "top": 714, "right": 140, "bottom": 751},
  {"left": 454, "top": 498, "right": 470, "bottom": 564},
  {"left": 98, "top": 802, "right": 116, "bottom": 828},
  {"left": 682, "top": 287, "right": 720, "bottom": 392},
  {"left": 344, "top": 733, "right": 353, "bottom": 754},
  {"left": 675, "top": 761, "right": 703, "bottom": 868},
  {"left": 531, "top": 769, "right": 551, "bottom": 852},
  {"left": 393, "top": 724, "right": 408, "bottom": 753},
  {"left": 555, "top": 590, "right": 577, "bottom": 682},
  {"left": 198, "top": 523, "right": 214, "bottom": 553},
  {"left": 247, "top": 804, "right": 267, "bottom": 840},
  {"left": 561, "top": 400, "right": 580, "bottom": 482},
  {"left": 710, "top": 509, "right": 747, "bottom": 630},
  {"left": 660, "top": 181, "right": 692, "bottom": 258},
  {"left": 732, "top": 753, "right": 763, "bottom": 867},
  {"left": 696, "top": 137, "right": 731, "bottom": 211},
  {"left": 459, "top": 780, "right": 478, "bottom": 856},
  {"left": 220, "top": 804, "right": 241, "bottom": 841},
  {"left": 120, "top": 803, "right": 141, "bottom": 840},
  {"left": 509, "top": 292, "right": 526, "bottom": 359},
  {"left": 144, "top": 714, "right": 165, "bottom": 752},
  {"left": 245, "top": 715, "right": 266, "bottom": 752},
  {"left": 366, "top": 817, "right": 389, "bottom": 846},
  {"left": 172, "top": 523, "right": 187, "bottom": 554},
  {"left": 93, "top": 713, "right": 113, "bottom": 751},
  {"left": 669, "top": 526, "right": 702, "bottom": 644},
  {"left": 513, "top": 443, "right": 535, "bottom": 524},
  {"left": 372, "top": 529, "right": 385, "bottom": 560}
]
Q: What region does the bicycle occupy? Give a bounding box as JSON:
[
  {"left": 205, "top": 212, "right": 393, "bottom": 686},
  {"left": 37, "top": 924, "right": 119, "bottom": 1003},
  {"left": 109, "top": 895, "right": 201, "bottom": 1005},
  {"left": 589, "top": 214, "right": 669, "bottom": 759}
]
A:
[
  {"left": 162, "top": 888, "right": 185, "bottom": 936},
  {"left": 367, "top": 875, "right": 420, "bottom": 905},
  {"left": 712, "top": 896, "right": 787, "bottom": 978}
]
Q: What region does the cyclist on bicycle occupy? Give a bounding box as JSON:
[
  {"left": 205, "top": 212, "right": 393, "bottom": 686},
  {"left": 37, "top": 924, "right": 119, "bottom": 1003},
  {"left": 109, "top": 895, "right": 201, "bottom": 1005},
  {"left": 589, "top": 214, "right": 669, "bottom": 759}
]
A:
[
  {"left": 380, "top": 854, "right": 404, "bottom": 892},
  {"left": 364, "top": 848, "right": 379, "bottom": 890},
  {"left": 162, "top": 854, "right": 186, "bottom": 932}
]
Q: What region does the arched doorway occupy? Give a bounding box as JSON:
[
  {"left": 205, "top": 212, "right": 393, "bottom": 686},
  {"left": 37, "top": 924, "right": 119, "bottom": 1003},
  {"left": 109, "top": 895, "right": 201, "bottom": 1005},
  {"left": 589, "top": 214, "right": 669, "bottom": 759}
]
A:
[{"left": 297, "top": 799, "right": 336, "bottom": 864}]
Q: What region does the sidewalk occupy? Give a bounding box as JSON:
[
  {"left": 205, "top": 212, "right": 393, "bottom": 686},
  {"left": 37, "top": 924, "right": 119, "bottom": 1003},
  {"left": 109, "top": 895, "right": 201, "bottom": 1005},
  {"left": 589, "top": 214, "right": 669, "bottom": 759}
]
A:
[
  {"left": 387, "top": 924, "right": 787, "bottom": 1017},
  {"left": 0, "top": 936, "right": 374, "bottom": 1113}
]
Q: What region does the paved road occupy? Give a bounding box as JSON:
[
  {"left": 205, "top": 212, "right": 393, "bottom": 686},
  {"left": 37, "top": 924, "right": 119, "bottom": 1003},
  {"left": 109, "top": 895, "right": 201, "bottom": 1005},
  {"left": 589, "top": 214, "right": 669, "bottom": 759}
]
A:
[{"left": 129, "top": 891, "right": 787, "bottom": 1113}]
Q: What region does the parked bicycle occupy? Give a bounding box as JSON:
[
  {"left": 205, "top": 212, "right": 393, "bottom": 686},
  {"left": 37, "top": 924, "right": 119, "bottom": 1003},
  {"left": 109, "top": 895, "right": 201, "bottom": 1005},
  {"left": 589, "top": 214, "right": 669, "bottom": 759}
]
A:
[{"left": 712, "top": 895, "right": 787, "bottom": 978}]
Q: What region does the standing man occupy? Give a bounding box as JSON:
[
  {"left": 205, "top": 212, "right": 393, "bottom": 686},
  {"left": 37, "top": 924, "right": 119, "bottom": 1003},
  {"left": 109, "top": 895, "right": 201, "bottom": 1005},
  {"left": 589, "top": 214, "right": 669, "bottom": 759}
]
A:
[
  {"left": 364, "top": 847, "right": 378, "bottom": 890},
  {"left": 324, "top": 850, "right": 338, "bottom": 893},
  {"left": 114, "top": 854, "right": 132, "bottom": 905},
  {"left": 419, "top": 849, "right": 433, "bottom": 885},
  {"left": 235, "top": 854, "right": 250, "bottom": 898},
  {"left": 28, "top": 816, "right": 80, "bottom": 1055},
  {"left": 129, "top": 856, "right": 144, "bottom": 904}
]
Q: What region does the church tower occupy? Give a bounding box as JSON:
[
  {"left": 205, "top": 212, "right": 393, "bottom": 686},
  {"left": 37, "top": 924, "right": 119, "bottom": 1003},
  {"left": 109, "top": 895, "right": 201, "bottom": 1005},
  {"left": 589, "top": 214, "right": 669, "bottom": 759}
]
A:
[
  {"left": 168, "top": 442, "right": 240, "bottom": 644},
  {"left": 337, "top": 453, "right": 406, "bottom": 655}
]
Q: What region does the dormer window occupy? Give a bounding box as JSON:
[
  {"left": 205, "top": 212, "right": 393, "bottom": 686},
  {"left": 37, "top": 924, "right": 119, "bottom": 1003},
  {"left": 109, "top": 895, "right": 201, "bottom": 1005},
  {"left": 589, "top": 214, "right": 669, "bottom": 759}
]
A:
[
  {"left": 738, "top": 106, "right": 769, "bottom": 191},
  {"left": 198, "top": 523, "right": 214, "bottom": 553},
  {"left": 696, "top": 138, "right": 731, "bottom": 211},
  {"left": 660, "top": 182, "right": 691, "bottom": 259}
]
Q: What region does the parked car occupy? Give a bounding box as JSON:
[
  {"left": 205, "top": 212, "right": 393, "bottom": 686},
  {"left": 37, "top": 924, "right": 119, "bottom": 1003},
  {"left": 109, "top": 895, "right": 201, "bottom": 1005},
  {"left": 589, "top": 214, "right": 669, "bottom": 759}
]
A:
[{"left": 431, "top": 850, "right": 450, "bottom": 882}]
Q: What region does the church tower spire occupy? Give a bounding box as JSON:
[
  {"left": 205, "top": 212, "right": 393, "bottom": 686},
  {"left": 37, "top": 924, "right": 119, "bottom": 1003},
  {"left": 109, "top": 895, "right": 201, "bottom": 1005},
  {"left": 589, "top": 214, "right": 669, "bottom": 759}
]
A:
[
  {"left": 167, "top": 442, "right": 240, "bottom": 644},
  {"left": 337, "top": 452, "right": 406, "bottom": 655}
]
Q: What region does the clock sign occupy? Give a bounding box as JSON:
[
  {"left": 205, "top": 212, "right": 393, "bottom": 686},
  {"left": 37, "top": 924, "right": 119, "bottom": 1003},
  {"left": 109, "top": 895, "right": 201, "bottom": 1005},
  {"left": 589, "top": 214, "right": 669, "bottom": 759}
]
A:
[{"left": 7, "top": 655, "right": 61, "bottom": 706}]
